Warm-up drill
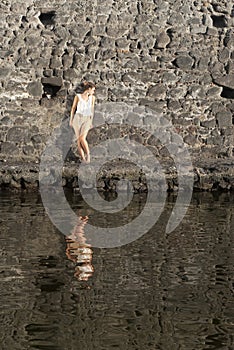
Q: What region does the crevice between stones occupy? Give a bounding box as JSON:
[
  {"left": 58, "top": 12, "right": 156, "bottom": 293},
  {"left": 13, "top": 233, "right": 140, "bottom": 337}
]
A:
[
  {"left": 41, "top": 77, "right": 63, "bottom": 99},
  {"left": 221, "top": 86, "right": 234, "bottom": 99},
  {"left": 211, "top": 15, "right": 227, "bottom": 28},
  {"left": 211, "top": 74, "right": 234, "bottom": 100},
  {"left": 39, "top": 11, "right": 56, "bottom": 26}
]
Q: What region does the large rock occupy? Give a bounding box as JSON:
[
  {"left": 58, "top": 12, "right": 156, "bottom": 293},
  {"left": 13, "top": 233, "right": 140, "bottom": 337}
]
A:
[
  {"left": 41, "top": 77, "right": 63, "bottom": 86},
  {"left": 7, "top": 126, "right": 31, "bottom": 143},
  {"left": 1, "top": 141, "right": 19, "bottom": 155},
  {"left": 212, "top": 74, "right": 234, "bottom": 89},
  {"left": 174, "top": 55, "right": 194, "bottom": 70},
  {"left": 155, "top": 31, "right": 170, "bottom": 49},
  {"left": 146, "top": 84, "right": 167, "bottom": 99},
  {"left": 26, "top": 81, "right": 43, "bottom": 97},
  {"left": 216, "top": 110, "right": 232, "bottom": 128}
]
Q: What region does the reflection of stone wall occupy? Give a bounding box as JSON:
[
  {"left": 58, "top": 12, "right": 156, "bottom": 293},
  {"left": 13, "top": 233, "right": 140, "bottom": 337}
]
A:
[{"left": 0, "top": 0, "right": 234, "bottom": 190}]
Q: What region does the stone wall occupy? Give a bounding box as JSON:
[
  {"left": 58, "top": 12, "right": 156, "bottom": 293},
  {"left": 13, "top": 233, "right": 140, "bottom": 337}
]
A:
[{"left": 0, "top": 0, "right": 234, "bottom": 190}]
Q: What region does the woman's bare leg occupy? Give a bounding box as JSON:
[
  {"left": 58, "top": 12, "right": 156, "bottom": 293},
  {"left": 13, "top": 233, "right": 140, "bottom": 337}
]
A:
[
  {"left": 77, "top": 138, "right": 86, "bottom": 161},
  {"left": 79, "top": 132, "right": 90, "bottom": 163}
]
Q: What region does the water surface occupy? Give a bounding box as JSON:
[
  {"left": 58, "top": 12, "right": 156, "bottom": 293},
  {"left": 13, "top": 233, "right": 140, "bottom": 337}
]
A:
[{"left": 0, "top": 190, "right": 234, "bottom": 350}]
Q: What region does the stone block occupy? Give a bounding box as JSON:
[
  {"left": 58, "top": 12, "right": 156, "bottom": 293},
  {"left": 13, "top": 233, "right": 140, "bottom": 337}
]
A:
[
  {"left": 188, "top": 85, "right": 206, "bottom": 99},
  {"left": 191, "top": 25, "right": 207, "bottom": 34},
  {"left": 1, "top": 141, "right": 19, "bottom": 154},
  {"left": 167, "top": 87, "right": 187, "bottom": 99},
  {"left": 26, "top": 81, "right": 43, "bottom": 97},
  {"left": 62, "top": 55, "right": 73, "bottom": 69},
  {"left": 184, "top": 134, "right": 198, "bottom": 146},
  {"left": 162, "top": 72, "right": 178, "bottom": 84},
  {"left": 123, "top": 57, "right": 142, "bottom": 69},
  {"left": 147, "top": 84, "right": 167, "bottom": 99},
  {"left": 210, "top": 102, "right": 225, "bottom": 114},
  {"left": 31, "top": 134, "right": 43, "bottom": 144},
  {"left": 25, "top": 35, "right": 42, "bottom": 46},
  {"left": 49, "top": 57, "right": 62, "bottom": 69},
  {"left": 155, "top": 31, "right": 170, "bottom": 49},
  {"left": 167, "top": 13, "right": 184, "bottom": 25},
  {"left": 206, "top": 27, "right": 218, "bottom": 36},
  {"left": 129, "top": 133, "right": 144, "bottom": 144},
  {"left": 43, "top": 69, "right": 53, "bottom": 77},
  {"left": 173, "top": 113, "right": 191, "bottom": 126},
  {"left": 0, "top": 130, "right": 6, "bottom": 142},
  {"left": 147, "top": 135, "right": 161, "bottom": 146},
  {"left": 115, "top": 38, "right": 130, "bottom": 50},
  {"left": 213, "top": 74, "right": 234, "bottom": 89},
  {"left": 0, "top": 68, "right": 11, "bottom": 78},
  {"left": 123, "top": 112, "right": 143, "bottom": 127},
  {"left": 218, "top": 48, "right": 230, "bottom": 63},
  {"left": 92, "top": 24, "right": 106, "bottom": 36},
  {"left": 174, "top": 55, "right": 194, "bottom": 70},
  {"left": 23, "top": 145, "right": 35, "bottom": 155},
  {"left": 206, "top": 135, "right": 223, "bottom": 146},
  {"left": 216, "top": 110, "right": 232, "bottom": 128},
  {"left": 200, "top": 119, "right": 216, "bottom": 128},
  {"left": 197, "top": 56, "right": 210, "bottom": 70},
  {"left": 63, "top": 68, "right": 80, "bottom": 80},
  {"left": 221, "top": 124, "right": 234, "bottom": 136},
  {"left": 14, "top": 117, "right": 24, "bottom": 125},
  {"left": 143, "top": 114, "right": 158, "bottom": 128},
  {"left": 0, "top": 117, "right": 12, "bottom": 126},
  {"left": 167, "top": 100, "right": 181, "bottom": 111},
  {"left": 41, "top": 76, "right": 63, "bottom": 86},
  {"left": 7, "top": 126, "right": 30, "bottom": 143},
  {"left": 101, "top": 49, "right": 117, "bottom": 61},
  {"left": 106, "top": 27, "right": 129, "bottom": 38},
  {"left": 226, "top": 60, "right": 234, "bottom": 74},
  {"left": 203, "top": 13, "right": 213, "bottom": 27},
  {"left": 106, "top": 127, "right": 121, "bottom": 139},
  {"left": 207, "top": 86, "right": 222, "bottom": 97},
  {"left": 199, "top": 73, "right": 213, "bottom": 84}
]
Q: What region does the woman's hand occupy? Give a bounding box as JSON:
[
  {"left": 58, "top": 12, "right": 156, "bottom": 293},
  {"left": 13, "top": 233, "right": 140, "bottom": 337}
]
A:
[{"left": 89, "top": 115, "right": 93, "bottom": 129}]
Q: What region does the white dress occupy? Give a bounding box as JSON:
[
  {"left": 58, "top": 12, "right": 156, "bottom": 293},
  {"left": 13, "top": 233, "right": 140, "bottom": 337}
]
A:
[{"left": 72, "top": 94, "right": 93, "bottom": 139}]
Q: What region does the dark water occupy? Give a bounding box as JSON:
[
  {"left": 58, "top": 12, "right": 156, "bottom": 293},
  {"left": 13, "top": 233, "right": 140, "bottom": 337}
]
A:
[{"left": 0, "top": 190, "right": 234, "bottom": 350}]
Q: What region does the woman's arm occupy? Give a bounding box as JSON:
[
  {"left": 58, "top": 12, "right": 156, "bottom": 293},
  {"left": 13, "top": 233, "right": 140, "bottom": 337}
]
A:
[
  {"left": 91, "top": 95, "right": 95, "bottom": 115},
  {"left": 69, "top": 95, "right": 79, "bottom": 126},
  {"left": 90, "top": 95, "right": 95, "bottom": 128}
]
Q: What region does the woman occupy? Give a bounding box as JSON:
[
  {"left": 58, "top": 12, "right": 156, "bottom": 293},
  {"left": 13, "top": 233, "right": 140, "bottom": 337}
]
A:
[{"left": 70, "top": 81, "right": 96, "bottom": 163}]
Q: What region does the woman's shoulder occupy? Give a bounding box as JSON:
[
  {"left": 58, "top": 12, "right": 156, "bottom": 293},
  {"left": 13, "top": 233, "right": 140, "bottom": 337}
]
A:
[{"left": 75, "top": 93, "right": 81, "bottom": 101}]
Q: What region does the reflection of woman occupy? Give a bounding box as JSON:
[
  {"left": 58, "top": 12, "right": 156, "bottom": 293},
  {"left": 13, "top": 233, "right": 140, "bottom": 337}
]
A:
[
  {"left": 69, "top": 81, "right": 96, "bottom": 163},
  {"left": 65, "top": 215, "right": 94, "bottom": 281}
]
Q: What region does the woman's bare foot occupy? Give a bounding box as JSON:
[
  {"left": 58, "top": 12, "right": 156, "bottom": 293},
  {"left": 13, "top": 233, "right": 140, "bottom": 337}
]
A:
[
  {"left": 80, "top": 157, "right": 90, "bottom": 164},
  {"left": 85, "top": 153, "right": 90, "bottom": 164}
]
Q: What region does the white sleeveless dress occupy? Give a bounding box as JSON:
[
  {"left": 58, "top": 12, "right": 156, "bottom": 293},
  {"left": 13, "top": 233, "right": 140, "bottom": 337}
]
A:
[{"left": 72, "top": 94, "right": 93, "bottom": 139}]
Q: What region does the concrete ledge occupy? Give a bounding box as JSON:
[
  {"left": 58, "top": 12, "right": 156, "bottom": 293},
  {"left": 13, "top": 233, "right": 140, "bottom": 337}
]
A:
[{"left": 0, "top": 158, "right": 234, "bottom": 192}]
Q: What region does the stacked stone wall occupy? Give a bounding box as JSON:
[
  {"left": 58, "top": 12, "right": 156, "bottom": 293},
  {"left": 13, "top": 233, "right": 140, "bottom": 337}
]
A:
[{"left": 0, "top": 0, "right": 234, "bottom": 189}]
